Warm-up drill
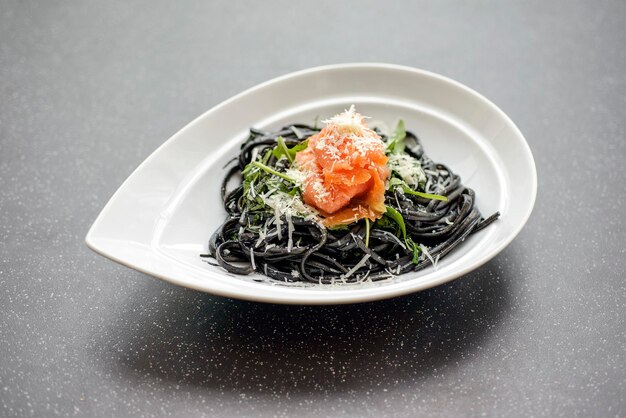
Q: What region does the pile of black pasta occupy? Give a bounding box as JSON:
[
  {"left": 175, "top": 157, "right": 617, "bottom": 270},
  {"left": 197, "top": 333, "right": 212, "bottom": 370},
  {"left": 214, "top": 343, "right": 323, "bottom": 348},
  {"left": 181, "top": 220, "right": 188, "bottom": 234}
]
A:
[{"left": 205, "top": 124, "right": 499, "bottom": 284}]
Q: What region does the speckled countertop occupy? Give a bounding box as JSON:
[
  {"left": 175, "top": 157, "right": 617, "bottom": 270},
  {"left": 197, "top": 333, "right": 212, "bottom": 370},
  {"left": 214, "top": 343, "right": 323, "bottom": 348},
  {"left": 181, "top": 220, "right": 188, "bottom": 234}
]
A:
[{"left": 1, "top": 1, "right": 625, "bottom": 417}]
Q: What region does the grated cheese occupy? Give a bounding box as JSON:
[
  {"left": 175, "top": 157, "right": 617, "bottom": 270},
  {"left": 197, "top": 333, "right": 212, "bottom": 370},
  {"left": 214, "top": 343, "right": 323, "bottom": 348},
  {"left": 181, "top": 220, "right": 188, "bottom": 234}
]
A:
[
  {"left": 286, "top": 166, "right": 307, "bottom": 187},
  {"left": 314, "top": 105, "right": 385, "bottom": 164},
  {"left": 254, "top": 220, "right": 269, "bottom": 248},
  {"left": 322, "top": 105, "right": 368, "bottom": 126},
  {"left": 290, "top": 125, "right": 305, "bottom": 139},
  {"left": 420, "top": 244, "right": 437, "bottom": 270},
  {"left": 250, "top": 249, "right": 256, "bottom": 270},
  {"left": 274, "top": 206, "right": 282, "bottom": 239},
  {"left": 249, "top": 180, "right": 256, "bottom": 198},
  {"left": 388, "top": 153, "right": 426, "bottom": 188},
  {"left": 250, "top": 147, "right": 259, "bottom": 163},
  {"left": 357, "top": 270, "right": 371, "bottom": 283},
  {"left": 341, "top": 254, "right": 371, "bottom": 280},
  {"left": 311, "top": 177, "right": 331, "bottom": 201},
  {"left": 286, "top": 212, "right": 294, "bottom": 252}
]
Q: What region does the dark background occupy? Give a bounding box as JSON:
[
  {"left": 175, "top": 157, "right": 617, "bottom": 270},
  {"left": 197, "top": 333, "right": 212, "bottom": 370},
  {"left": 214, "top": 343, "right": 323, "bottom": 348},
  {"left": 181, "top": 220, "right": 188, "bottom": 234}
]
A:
[{"left": 1, "top": 1, "right": 625, "bottom": 416}]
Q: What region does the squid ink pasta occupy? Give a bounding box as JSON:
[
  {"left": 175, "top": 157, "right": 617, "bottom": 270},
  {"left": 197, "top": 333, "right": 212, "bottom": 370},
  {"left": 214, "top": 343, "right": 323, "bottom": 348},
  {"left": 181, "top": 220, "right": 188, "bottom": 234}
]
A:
[{"left": 203, "top": 106, "right": 499, "bottom": 284}]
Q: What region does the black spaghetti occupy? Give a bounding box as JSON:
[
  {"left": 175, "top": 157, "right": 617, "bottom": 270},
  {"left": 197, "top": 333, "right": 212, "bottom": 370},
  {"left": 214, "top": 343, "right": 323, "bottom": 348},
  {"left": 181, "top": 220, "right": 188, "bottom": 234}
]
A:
[{"left": 204, "top": 109, "right": 499, "bottom": 284}]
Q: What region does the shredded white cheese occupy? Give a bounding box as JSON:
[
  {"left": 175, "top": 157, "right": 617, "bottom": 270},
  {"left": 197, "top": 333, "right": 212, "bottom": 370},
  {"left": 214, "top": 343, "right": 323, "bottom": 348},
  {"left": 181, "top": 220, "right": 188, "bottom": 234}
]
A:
[
  {"left": 249, "top": 180, "right": 256, "bottom": 198},
  {"left": 290, "top": 125, "right": 305, "bottom": 139},
  {"left": 285, "top": 166, "right": 307, "bottom": 187},
  {"left": 249, "top": 249, "right": 256, "bottom": 270},
  {"left": 357, "top": 270, "right": 371, "bottom": 283},
  {"left": 250, "top": 147, "right": 259, "bottom": 163},
  {"left": 274, "top": 206, "right": 282, "bottom": 239},
  {"left": 314, "top": 105, "right": 384, "bottom": 164},
  {"left": 254, "top": 220, "right": 269, "bottom": 248},
  {"left": 263, "top": 191, "right": 320, "bottom": 220},
  {"left": 388, "top": 153, "right": 426, "bottom": 188},
  {"left": 341, "top": 254, "right": 371, "bottom": 280},
  {"left": 322, "top": 104, "right": 368, "bottom": 127},
  {"left": 420, "top": 244, "right": 439, "bottom": 270},
  {"left": 311, "top": 177, "right": 331, "bottom": 201},
  {"left": 286, "top": 212, "right": 294, "bottom": 252}
]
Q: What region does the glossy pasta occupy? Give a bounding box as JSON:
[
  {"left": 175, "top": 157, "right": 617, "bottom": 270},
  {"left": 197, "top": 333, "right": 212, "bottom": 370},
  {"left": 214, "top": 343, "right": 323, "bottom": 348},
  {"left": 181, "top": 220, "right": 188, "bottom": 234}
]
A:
[{"left": 205, "top": 119, "right": 499, "bottom": 284}]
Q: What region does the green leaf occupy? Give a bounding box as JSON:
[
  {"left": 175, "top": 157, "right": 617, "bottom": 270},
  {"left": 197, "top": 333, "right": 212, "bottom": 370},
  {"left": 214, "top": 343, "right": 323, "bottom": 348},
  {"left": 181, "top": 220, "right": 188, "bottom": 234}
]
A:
[
  {"left": 389, "top": 177, "right": 448, "bottom": 201},
  {"left": 287, "top": 187, "right": 301, "bottom": 196},
  {"left": 276, "top": 136, "right": 293, "bottom": 163},
  {"left": 385, "top": 206, "right": 422, "bottom": 265},
  {"left": 261, "top": 148, "right": 272, "bottom": 164},
  {"left": 373, "top": 215, "right": 395, "bottom": 230},
  {"left": 250, "top": 161, "right": 296, "bottom": 183},
  {"left": 406, "top": 237, "right": 422, "bottom": 264},
  {"left": 384, "top": 206, "right": 407, "bottom": 241},
  {"left": 290, "top": 139, "right": 308, "bottom": 154},
  {"left": 385, "top": 120, "right": 406, "bottom": 154},
  {"left": 272, "top": 138, "right": 309, "bottom": 162},
  {"left": 387, "top": 177, "right": 405, "bottom": 190},
  {"left": 404, "top": 189, "right": 448, "bottom": 201}
]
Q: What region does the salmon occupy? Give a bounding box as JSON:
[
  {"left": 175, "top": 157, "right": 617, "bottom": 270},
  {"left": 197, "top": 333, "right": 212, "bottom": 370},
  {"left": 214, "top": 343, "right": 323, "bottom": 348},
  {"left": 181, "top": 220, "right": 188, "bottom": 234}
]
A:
[{"left": 295, "top": 106, "right": 389, "bottom": 227}]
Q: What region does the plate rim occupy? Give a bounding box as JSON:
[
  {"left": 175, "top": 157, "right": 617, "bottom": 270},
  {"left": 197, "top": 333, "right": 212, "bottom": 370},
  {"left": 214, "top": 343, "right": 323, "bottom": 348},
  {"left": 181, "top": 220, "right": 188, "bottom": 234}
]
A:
[{"left": 86, "top": 62, "right": 537, "bottom": 305}]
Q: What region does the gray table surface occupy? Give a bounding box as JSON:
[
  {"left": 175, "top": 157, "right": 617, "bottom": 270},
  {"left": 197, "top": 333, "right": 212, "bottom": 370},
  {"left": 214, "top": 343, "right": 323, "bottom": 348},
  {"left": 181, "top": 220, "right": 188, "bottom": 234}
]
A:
[{"left": 1, "top": 1, "right": 625, "bottom": 417}]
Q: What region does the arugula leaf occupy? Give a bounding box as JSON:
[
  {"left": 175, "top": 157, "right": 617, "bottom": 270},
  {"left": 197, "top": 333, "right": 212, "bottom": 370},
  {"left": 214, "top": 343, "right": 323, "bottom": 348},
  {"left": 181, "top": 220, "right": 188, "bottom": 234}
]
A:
[
  {"left": 404, "top": 189, "right": 449, "bottom": 201},
  {"left": 276, "top": 136, "right": 293, "bottom": 163},
  {"left": 385, "top": 120, "right": 406, "bottom": 154},
  {"left": 388, "top": 178, "right": 448, "bottom": 201},
  {"left": 242, "top": 148, "right": 299, "bottom": 208},
  {"left": 290, "top": 139, "right": 308, "bottom": 154},
  {"left": 272, "top": 137, "right": 309, "bottom": 162},
  {"left": 287, "top": 187, "right": 301, "bottom": 196},
  {"left": 385, "top": 206, "right": 422, "bottom": 265},
  {"left": 242, "top": 154, "right": 267, "bottom": 210},
  {"left": 406, "top": 237, "right": 422, "bottom": 264},
  {"left": 374, "top": 215, "right": 395, "bottom": 230},
  {"left": 387, "top": 177, "right": 406, "bottom": 190},
  {"left": 384, "top": 206, "right": 407, "bottom": 241},
  {"left": 251, "top": 161, "right": 297, "bottom": 183}
]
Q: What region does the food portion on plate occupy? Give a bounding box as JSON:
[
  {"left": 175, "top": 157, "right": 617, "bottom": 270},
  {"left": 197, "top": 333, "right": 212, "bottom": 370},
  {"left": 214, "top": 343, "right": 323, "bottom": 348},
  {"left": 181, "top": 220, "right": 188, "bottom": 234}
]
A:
[{"left": 205, "top": 106, "right": 499, "bottom": 284}]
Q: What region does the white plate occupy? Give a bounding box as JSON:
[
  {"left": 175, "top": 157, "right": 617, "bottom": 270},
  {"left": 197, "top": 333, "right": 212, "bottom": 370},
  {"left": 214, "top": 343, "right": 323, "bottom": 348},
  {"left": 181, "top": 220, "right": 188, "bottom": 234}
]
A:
[{"left": 86, "top": 63, "right": 536, "bottom": 305}]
